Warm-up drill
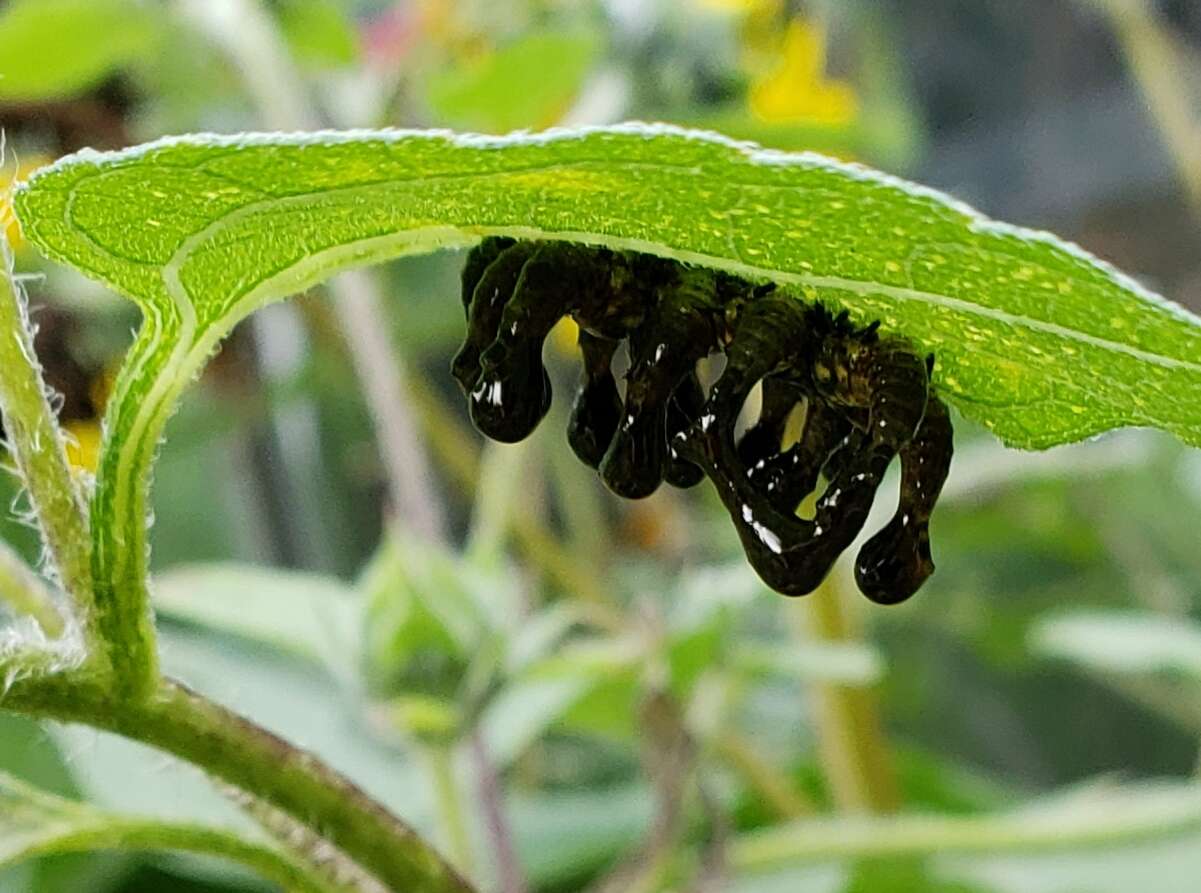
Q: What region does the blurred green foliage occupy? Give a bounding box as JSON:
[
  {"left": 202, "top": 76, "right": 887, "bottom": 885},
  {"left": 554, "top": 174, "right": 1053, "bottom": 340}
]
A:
[
  {"left": 4, "top": 1, "right": 1201, "bottom": 892},
  {"left": 426, "top": 30, "right": 602, "bottom": 131},
  {"left": 0, "top": 0, "right": 162, "bottom": 101}
]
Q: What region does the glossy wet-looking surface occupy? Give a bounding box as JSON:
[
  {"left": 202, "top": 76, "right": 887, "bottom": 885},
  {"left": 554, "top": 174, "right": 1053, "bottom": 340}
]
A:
[{"left": 451, "top": 238, "right": 954, "bottom": 604}]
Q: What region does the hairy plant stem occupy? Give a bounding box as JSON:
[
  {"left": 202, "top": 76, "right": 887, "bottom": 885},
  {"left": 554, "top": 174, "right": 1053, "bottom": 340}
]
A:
[
  {"left": 802, "top": 569, "right": 898, "bottom": 813},
  {"left": 0, "top": 247, "right": 94, "bottom": 637},
  {"left": 5, "top": 673, "right": 473, "bottom": 893},
  {"left": 221, "top": 784, "right": 391, "bottom": 893}
]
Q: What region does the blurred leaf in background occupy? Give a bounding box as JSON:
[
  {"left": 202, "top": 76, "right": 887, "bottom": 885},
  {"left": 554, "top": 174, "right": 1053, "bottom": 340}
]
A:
[
  {"left": 274, "top": 0, "right": 359, "bottom": 70},
  {"left": 0, "top": 0, "right": 162, "bottom": 102},
  {"left": 426, "top": 30, "right": 603, "bottom": 132}
]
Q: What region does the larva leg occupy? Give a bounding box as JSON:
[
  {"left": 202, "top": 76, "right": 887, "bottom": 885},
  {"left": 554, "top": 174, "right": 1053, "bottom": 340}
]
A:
[
  {"left": 458, "top": 236, "right": 514, "bottom": 318},
  {"left": 664, "top": 372, "right": 706, "bottom": 488},
  {"left": 687, "top": 294, "right": 813, "bottom": 445},
  {"left": 567, "top": 330, "right": 622, "bottom": 469},
  {"left": 679, "top": 304, "right": 928, "bottom": 596},
  {"left": 451, "top": 241, "right": 538, "bottom": 394},
  {"left": 737, "top": 376, "right": 805, "bottom": 471},
  {"left": 471, "top": 243, "right": 634, "bottom": 442},
  {"left": 600, "top": 273, "right": 719, "bottom": 498},
  {"left": 469, "top": 244, "right": 590, "bottom": 442},
  {"left": 747, "top": 397, "right": 855, "bottom": 516},
  {"left": 855, "top": 393, "right": 953, "bottom": 604},
  {"left": 687, "top": 422, "right": 896, "bottom": 596}
]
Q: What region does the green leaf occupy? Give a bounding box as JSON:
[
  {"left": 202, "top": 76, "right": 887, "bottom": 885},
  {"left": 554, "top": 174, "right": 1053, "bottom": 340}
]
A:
[
  {"left": 730, "top": 779, "right": 1201, "bottom": 873},
  {"left": 384, "top": 693, "right": 461, "bottom": 742},
  {"left": 18, "top": 126, "right": 1201, "bottom": 452},
  {"left": 842, "top": 857, "right": 996, "bottom": 893},
  {"left": 479, "top": 675, "right": 594, "bottom": 767},
  {"left": 0, "top": 771, "right": 340, "bottom": 893},
  {"left": 530, "top": 636, "right": 644, "bottom": 740},
  {"left": 360, "top": 532, "right": 489, "bottom": 694},
  {"left": 732, "top": 640, "right": 884, "bottom": 685},
  {"left": 509, "top": 783, "right": 653, "bottom": 890},
  {"left": 1030, "top": 611, "right": 1201, "bottom": 678},
  {"left": 14, "top": 126, "right": 1201, "bottom": 680},
  {"left": 153, "top": 562, "right": 360, "bottom": 669},
  {"left": 942, "top": 830, "right": 1201, "bottom": 893},
  {"left": 0, "top": 538, "right": 65, "bottom": 638},
  {"left": 504, "top": 603, "right": 580, "bottom": 675},
  {"left": 276, "top": 0, "right": 359, "bottom": 68},
  {"left": 0, "top": 0, "right": 162, "bottom": 101},
  {"left": 426, "top": 31, "right": 603, "bottom": 132}
]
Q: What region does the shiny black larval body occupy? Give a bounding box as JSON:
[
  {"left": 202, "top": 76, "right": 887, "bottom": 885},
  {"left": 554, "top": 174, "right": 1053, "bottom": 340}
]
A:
[{"left": 451, "top": 237, "right": 954, "bottom": 604}]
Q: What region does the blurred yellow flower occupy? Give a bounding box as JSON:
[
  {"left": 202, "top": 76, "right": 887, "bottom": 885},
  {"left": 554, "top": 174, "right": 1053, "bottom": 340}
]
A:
[
  {"left": 750, "top": 19, "right": 859, "bottom": 126},
  {"left": 64, "top": 366, "right": 115, "bottom": 474},
  {"left": 1, "top": 155, "right": 50, "bottom": 250},
  {"left": 64, "top": 419, "right": 101, "bottom": 475}
]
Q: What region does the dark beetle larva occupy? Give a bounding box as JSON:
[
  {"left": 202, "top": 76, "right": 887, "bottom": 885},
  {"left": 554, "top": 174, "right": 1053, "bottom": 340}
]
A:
[{"left": 451, "top": 238, "right": 953, "bottom": 604}]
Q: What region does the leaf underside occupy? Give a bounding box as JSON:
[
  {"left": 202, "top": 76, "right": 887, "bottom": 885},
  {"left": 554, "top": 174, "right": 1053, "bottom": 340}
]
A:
[{"left": 15, "top": 123, "right": 1201, "bottom": 450}]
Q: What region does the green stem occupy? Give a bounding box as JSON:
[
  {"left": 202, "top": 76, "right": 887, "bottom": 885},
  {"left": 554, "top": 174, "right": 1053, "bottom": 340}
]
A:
[
  {"left": 0, "top": 247, "right": 94, "bottom": 636},
  {"left": 466, "top": 441, "right": 530, "bottom": 562},
  {"left": 429, "top": 746, "right": 475, "bottom": 877},
  {"left": 6, "top": 674, "right": 475, "bottom": 893},
  {"left": 714, "top": 730, "right": 814, "bottom": 820},
  {"left": 88, "top": 315, "right": 179, "bottom": 697},
  {"left": 1097, "top": 0, "right": 1201, "bottom": 212},
  {"left": 227, "top": 787, "right": 394, "bottom": 892},
  {"left": 11, "top": 818, "right": 345, "bottom": 893},
  {"left": 803, "top": 570, "right": 898, "bottom": 813}
]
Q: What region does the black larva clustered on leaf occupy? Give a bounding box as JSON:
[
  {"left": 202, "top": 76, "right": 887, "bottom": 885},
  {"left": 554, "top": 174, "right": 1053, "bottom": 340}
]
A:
[{"left": 451, "top": 238, "right": 954, "bottom": 604}]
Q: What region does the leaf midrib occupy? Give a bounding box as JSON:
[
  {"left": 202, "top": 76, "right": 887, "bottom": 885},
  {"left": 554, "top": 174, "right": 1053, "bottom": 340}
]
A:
[
  {"left": 50, "top": 157, "right": 1201, "bottom": 377},
  {"left": 168, "top": 222, "right": 1171, "bottom": 441}
]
